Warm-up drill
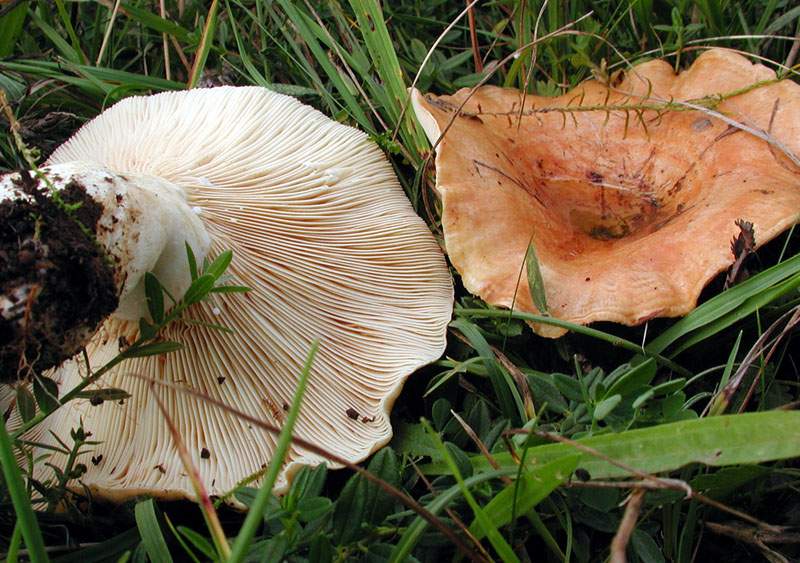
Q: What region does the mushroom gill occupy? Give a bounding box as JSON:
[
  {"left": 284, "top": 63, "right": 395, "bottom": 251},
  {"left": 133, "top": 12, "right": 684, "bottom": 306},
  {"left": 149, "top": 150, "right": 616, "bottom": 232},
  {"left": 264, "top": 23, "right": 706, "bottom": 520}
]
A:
[{"left": 412, "top": 48, "right": 800, "bottom": 337}]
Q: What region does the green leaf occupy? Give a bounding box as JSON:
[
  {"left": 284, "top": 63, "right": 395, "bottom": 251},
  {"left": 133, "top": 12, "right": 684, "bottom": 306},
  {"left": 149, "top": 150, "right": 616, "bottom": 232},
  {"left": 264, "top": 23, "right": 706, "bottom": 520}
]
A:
[
  {"left": 604, "top": 359, "right": 657, "bottom": 399},
  {"left": 0, "top": 72, "right": 25, "bottom": 101},
  {"left": 0, "top": 59, "right": 184, "bottom": 96},
  {"left": 552, "top": 373, "right": 584, "bottom": 403},
  {"left": 54, "top": 528, "right": 140, "bottom": 563},
  {"left": 525, "top": 239, "right": 549, "bottom": 315},
  {"left": 248, "top": 536, "right": 287, "bottom": 562},
  {"left": 363, "top": 447, "right": 399, "bottom": 524},
  {"left": 526, "top": 372, "right": 569, "bottom": 414},
  {"left": 297, "top": 497, "right": 333, "bottom": 522},
  {"left": 185, "top": 242, "right": 199, "bottom": 282},
  {"left": 347, "top": 0, "right": 428, "bottom": 153},
  {"left": 203, "top": 250, "right": 233, "bottom": 281},
  {"left": 122, "top": 341, "right": 183, "bottom": 358},
  {"left": 308, "top": 534, "right": 335, "bottom": 563},
  {"left": 390, "top": 468, "right": 511, "bottom": 562},
  {"left": 690, "top": 465, "right": 770, "bottom": 500},
  {"left": 33, "top": 376, "right": 60, "bottom": 413},
  {"left": 0, "top": 420, "right": 48, "bottom": 562},
  {"left": 331, "top": 449, "right": 399, "bottom": 543},
  {"left": 183, "top": 274, "right": 216, "bottom": 305},
  {"left": 632, "top": 389, "right": 655, "bottom": 409},
  {"left": 134, "top": 500, "right": 171, "bottom": 562},
  {"left": 651, "top": 379, "right": 687, "bottom": 396},
  {"left": 0, "top": 1, "right": 28, "bottom": 58},
  {"left": 456, "top": 308, "right": 689, "bottom": 375},
  {"left": 289, "top": 464, "right": 328, "bottom": 503},
  {"left": 423, "top": 420, "right": 519, "bottom": 563},
  {"left": 593, "top": 394, "right": 622, "bottom": 421},
  {"left": 16, "top": 385, "right": 36, "bottom": 422},
  {"left": 391, "top": 422, "right": 441, "bottom": 458},
  {"left": 332, "top": 472, "right": 367, "bottom": 545},
  {"left": 632, "top": 529, "right": 665, "bottom": 563},
  {"left": 275, "top": 0, "right": 371, "bottom": 132},
  {"left": 176, "top": 526, "right": 216, "bottom": 561},
  {"left": 138, "top": 318, "right": 157, "bottom": 341},
  {"left": 469, "top": 454, "right": 579, "bottom": 541},
  {"left": 425, "top": 411, "right": 800, "bottom": 479},
  {"left": 188, "top": 0, "right": 221, "bottom": 89},
  {"left": 444, "top": 442, "right": 472, "bottom": 479},
  {"left": 144, "top": 273, "right": 165, "bottom": 324},
  {"left": 28, "top": 10, "right": 82, "bottom": 64},
  {"left": 232, "top": 487, "right": 255, "bottom": 508}
]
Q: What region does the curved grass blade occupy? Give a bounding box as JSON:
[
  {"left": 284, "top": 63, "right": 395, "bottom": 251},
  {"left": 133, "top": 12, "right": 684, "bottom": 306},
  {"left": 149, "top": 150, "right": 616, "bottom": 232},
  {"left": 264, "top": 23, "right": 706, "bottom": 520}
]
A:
[{"left": 227, "top": 340, "right": 320, "bottom": 563}]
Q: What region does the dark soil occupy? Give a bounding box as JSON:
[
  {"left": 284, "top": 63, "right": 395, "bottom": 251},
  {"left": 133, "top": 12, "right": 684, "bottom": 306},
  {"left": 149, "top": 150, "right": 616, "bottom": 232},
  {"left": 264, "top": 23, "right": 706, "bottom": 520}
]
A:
[{"left": 0, "top": 171, "right": 118, "bottom": 382}]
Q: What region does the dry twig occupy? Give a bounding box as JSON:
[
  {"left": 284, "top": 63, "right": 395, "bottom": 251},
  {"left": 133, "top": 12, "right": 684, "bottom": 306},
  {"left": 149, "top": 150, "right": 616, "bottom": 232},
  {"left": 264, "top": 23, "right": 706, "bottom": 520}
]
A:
[{"left": 610, "top": 489, "right": 646, "bottom": 563}]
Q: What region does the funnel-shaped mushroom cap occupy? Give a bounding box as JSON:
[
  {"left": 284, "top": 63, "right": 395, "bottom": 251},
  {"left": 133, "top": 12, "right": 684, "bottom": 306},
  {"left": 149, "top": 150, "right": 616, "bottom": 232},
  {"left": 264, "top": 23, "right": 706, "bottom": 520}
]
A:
[
  {"left": 17, "top": 87, "right": 453, "bottom": 501},
  {"left": 412, "top": 49, "right": 800, "bottom": 337}
]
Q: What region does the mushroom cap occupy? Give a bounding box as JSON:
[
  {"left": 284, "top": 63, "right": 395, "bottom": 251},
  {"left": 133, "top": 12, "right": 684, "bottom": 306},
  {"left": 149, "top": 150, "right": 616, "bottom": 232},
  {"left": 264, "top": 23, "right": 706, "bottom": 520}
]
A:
[
  {"left": 412, "top": 49, "right": 800, "bottom": 337},
  {"left": 19, "top": 86, "right": 453, "bottom": 501}
]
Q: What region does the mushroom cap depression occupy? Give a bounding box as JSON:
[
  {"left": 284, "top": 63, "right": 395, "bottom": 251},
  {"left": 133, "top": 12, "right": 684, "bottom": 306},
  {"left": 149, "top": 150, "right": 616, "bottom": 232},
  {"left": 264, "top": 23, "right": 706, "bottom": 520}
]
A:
[
  {"left": 412, "top": 49, "right": 800, "bottom": 337},
  {"left": 21, "top": 87, "right": 453, "bottom": 501}
]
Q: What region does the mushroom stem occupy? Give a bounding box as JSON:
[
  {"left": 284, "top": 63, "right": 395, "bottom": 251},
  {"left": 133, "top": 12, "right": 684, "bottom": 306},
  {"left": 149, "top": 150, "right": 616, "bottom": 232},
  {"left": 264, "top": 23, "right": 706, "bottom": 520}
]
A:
[{"left": 0, "top": 161, "right": 210, "bottom": 378}]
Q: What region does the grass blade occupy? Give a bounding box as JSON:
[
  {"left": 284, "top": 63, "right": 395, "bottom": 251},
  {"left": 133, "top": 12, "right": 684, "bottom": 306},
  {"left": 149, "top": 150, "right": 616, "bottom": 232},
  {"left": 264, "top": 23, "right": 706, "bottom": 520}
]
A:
[
  {"left": 274, "top": 0, "right": 372, "bottom": 130},
  {"left": 450, "top": 318, "right": 526, "bottom": 425},
  {"left": 134, "top": 499, "right": 171, "bottom": 561},
  {"left": 469, "top": 454, "right": 579, "bottom": 541},
  {"left": 0, "top": 1, "right": 28, "bottom": 58},
  {"left": 54, "top": 528, "right": 140, "bottom": 563},
  {"left": 227, "top": 339, "right": 320, "bottom": 562},
  {"left": 423, "top": 419, "right": 520, "bottom": 563},
  {"left": 646, "top": 253, "right": 800, "bottom": 355},
  {"left": 188, "top": 0, "right": 220, "bottom": 89},
  {"left": 0, "top": 421, "right": 48, "bottom": 562},
  {"left": 347, "top": 0, "right": 428, "bottom": 153}
]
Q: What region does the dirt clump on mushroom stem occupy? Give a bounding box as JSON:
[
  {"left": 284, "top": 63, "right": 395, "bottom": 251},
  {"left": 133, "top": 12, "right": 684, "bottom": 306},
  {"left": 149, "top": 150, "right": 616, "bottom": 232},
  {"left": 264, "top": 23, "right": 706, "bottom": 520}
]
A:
[{"left": 0, "top": 171, "right": 118, "bottom": 381}]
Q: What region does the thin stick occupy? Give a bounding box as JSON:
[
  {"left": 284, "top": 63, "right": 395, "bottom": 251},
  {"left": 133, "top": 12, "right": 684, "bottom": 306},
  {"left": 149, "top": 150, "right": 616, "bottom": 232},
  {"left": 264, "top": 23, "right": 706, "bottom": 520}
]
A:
[
  {"left": 96, "top": 0, "right": 122, "bottom": 66},
  {"left": 451, "top": 410, "right": 512, "bottom": 485},
  {"left": 152, "top": 389, "right": 231, "bottom": 559},
  {"left": 784, "top": 26, "right": 800, "bottom": 68},
  {"left": 392, "top": 0, "right": 481, "bottom": 142},
  {"left": 610, "top": 489, "right": 646, "bottom": 563},
  {"left": 159, "top": 0, "right": 171, "bottom": 81},
  {"left": 466, "top": 0, "right": 482, "bottom": 72}
]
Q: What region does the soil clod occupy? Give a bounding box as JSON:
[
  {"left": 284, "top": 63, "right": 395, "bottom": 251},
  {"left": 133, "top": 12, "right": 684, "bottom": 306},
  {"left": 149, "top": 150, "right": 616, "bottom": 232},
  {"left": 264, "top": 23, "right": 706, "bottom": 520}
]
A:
[{"left": 0, "top": 171, "right": 118, "bottom": 381}]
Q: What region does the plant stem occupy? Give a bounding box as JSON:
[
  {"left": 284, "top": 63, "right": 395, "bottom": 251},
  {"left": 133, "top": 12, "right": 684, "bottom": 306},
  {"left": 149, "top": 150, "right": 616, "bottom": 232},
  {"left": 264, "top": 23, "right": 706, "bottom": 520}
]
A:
[{"left": 5, "top": 521, "right": 23, "bottom": 562}]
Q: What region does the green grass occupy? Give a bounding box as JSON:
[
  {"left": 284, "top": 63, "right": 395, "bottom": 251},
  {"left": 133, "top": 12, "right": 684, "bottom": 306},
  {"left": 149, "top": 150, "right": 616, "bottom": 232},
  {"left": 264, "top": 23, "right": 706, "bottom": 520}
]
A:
[{"left": 2, "top": 1, "right": 800, "bottom": 561}]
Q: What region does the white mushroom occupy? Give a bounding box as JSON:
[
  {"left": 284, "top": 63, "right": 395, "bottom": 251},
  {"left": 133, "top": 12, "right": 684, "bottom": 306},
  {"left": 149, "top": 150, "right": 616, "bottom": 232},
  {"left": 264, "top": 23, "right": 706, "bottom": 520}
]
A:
[{"left": 3, "top": 87, "right": 453, "bottom": 501}]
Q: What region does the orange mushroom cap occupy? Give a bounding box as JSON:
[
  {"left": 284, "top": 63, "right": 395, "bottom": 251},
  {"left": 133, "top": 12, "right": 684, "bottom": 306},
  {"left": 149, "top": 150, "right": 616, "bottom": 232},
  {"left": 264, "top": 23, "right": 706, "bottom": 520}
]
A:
[{"left": 412, "top": 49, "right": 800, "bottom": 337}]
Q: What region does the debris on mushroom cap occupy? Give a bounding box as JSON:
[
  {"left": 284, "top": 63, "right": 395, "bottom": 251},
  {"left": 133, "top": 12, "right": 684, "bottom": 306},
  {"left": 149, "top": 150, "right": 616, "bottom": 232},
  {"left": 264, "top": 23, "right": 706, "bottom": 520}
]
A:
[
  {"left": 6, "top": 86, "right": 453, "bottom": 502},
  {"left": 411, "top": 48, "right": 800, "bottom": 337}
]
